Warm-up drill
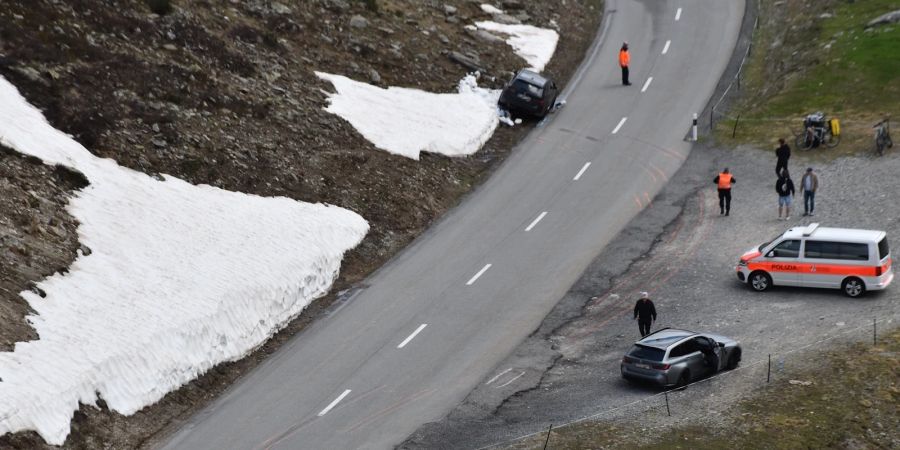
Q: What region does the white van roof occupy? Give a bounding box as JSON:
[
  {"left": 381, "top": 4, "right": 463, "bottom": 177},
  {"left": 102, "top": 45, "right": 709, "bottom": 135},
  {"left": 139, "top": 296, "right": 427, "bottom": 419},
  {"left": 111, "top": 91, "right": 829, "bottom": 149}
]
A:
[{"left": 782, "top": 223, "right": 886, "bottom": 243}]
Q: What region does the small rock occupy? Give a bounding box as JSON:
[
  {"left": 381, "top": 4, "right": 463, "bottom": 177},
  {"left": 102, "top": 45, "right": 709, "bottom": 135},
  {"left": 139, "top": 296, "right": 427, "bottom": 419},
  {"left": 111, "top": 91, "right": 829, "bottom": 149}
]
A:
[
  {"left": 493, "top": 13, "right": 521, "bottom": 25},
  {"left": 788, "top": 380, "right": 813, "bottom": 386},
  {"left": 324, "top": 0, "right": 350, "bottom": 11},
  {"left": 368, "top": 69, "right": 381, "bottom": 84},
  {"left": 438, "top": 33, "right": 450, "bottom": 44},
  {"left": 152, "top": 138, "right": 168, "bottom": 148},
  {"left": 349, "top": 15, "right": 368, "bottom": 29},
  {"left": 166, "top": 30, "right": 176, "bottom": 40},
  {"left": 270, "top": 2, "right": 292, "bottom": 14},
  {"left": 443, "top": 5, "right": 457, "bottom": 15},
  {"left": 151, "top": 123, "right": 161, "bottom": 132},
  {"left": 162, "top": 43, "right": 177, "bottom": 51},
  {"left": 446, "top": 16, "right": 459, "bottom": 24}
]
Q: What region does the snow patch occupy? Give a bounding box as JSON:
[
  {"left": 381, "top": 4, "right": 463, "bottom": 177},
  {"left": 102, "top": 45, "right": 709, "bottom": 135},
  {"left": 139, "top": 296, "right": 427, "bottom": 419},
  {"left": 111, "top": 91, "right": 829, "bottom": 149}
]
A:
[
  {"left": 475, "top": 21, "right": 559, "bottom": 72},
  {"left": 0, "top": 76, "right": 368, "bottom": 445},
  {"left": 317, "top": 72, "right": 500, "bottom": 160}
]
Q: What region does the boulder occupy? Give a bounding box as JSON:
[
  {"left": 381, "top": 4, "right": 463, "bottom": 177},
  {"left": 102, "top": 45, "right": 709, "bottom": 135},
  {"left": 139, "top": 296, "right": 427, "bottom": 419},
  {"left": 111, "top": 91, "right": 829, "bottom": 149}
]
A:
[
  {"left": 866, "top": 10, "right": 900, "bottom": 27},
  {"left": 350, "top": 15, "right": 369, "bottom": 28}
]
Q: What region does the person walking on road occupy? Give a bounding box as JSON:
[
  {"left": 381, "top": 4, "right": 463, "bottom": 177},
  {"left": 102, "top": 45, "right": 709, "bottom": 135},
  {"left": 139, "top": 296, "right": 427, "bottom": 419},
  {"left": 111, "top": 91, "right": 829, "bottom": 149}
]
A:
[
  {"left": 776, "top": 169, "right": 796, "bottom": 220},
  {"left": 619, "top": 42, "right": 631, "bottom": 86},
  {"left": 775, "top": 138, "right": 791, "bottom": 176},
  {"left": 633, "top": 292, "right": 656, "bottom": 337},
  {"left": 713, "top": 168, "right": 735, "bottom": 216},
  {"left": 801, "top": 167, "right": 819, "bottom": 216}
]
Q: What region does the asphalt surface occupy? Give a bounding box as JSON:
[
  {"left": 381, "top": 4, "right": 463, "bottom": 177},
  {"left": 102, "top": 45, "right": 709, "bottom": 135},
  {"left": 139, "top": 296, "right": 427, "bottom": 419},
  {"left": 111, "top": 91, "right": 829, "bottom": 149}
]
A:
[{"left": 160, "top": 1, "right": 745, "bottom": 449}]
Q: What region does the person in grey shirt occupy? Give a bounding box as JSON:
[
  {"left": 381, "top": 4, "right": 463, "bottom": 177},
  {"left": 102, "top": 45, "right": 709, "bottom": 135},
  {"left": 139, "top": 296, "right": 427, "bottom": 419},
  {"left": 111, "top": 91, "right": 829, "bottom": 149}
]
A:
[{"left": 801, "top": 167, "right": 819, "bottom": 216}]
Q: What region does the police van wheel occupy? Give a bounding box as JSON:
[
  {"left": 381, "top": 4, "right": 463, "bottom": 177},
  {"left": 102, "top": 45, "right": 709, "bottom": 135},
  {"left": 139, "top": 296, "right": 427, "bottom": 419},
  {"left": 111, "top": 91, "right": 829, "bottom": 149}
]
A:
[
  {"left": 841, "top": 277, "right": 866, "bottom": 298},
  {"left": 749, "top": 271, "right": 772, "bottom": 292}
]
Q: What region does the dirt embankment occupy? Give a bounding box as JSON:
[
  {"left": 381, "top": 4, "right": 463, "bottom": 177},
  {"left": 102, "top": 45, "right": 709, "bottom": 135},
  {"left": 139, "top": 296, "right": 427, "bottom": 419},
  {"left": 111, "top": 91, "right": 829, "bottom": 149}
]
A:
[{"left": 0, "top": 0, "right": 602, "bottom": 447}]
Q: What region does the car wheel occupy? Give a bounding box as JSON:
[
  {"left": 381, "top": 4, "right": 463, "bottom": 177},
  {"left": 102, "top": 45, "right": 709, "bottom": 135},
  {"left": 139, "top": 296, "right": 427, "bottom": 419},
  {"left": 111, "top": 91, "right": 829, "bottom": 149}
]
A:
[
  {"left": 749, "top": 271, "right": 772, "bottom": 292},
  {"left": 675, "top": 371, "right": 690, "bottom": 389},
  {"left": 726, "top": 350, "right": 741, "bottom": 370},
  {"left": 841, "top": 277, "right": 866, "bottom": 298}
]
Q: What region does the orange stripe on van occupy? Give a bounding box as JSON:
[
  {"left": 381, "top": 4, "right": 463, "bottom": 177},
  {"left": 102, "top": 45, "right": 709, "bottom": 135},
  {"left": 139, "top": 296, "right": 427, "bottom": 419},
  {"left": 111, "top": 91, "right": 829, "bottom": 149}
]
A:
[{"left": 747, "top": 260, "right": 892, "bottom": 277}]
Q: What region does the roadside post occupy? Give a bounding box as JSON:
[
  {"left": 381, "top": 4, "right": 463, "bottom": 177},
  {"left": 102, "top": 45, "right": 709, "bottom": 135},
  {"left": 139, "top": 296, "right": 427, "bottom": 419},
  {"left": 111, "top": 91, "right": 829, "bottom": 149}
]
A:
[
  {"left": 543, "top": 424, "right": 553, "bottom": 450},
  {"left": 873, "top": 318, "right": 877, "bottom": 345},
  {"left": 692, "top": 113, "right": 698, "bottom": 141},
  {"left": 766, "top": 354, "right": 771, "bottom": 383}
]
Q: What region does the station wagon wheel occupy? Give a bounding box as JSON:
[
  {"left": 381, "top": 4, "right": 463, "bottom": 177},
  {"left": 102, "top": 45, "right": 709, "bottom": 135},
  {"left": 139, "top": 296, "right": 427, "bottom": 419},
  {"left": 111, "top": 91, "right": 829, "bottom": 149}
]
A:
[
  {"left": 675, "top": 371, "right": 691, "bottom": 389},
  {"left": 841, "top": 277, "right": 866, "bottom": 298},
  {"left": 749, "top": 271, "right": 772, "bottom": 292},
  {"left": 726, "top": 350, "right": 741, "bottom": 370}
]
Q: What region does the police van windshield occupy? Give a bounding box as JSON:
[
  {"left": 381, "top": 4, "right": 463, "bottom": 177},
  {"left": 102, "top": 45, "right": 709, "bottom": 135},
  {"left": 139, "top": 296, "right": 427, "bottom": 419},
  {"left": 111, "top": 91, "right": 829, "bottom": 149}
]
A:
[{"left": 758, "top": 232, "right": 785, "bottom": 252}]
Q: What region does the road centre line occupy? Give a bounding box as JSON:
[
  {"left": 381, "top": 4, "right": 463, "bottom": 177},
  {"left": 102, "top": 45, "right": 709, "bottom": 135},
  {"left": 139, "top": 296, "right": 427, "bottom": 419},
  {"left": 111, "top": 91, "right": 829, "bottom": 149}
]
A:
[
  {"left": 641, "top": 77, "right": 653, "bottom": 93},
  {"left": 611, "top": 117, "right": 627, "bottom": 134},
  {"left": 573, "top": 162, "right": 591, "bottom": 180},
  {"left": 317, "top": 389, "right": 352, "bottom": 416},
  {"left": 397, "top": 324, "right": 427, "bottom": 349},
  {"left": 662, "top": 40, "right": 671, "bottom": 54},
  {"left": 466, "top": 264, "right": 492, "bottom": 285},
  {"left": 525, "top": 212, "right": 548, "bottom": 231},
  {"left": 675, "top": 8, "right": 682, "bottom": 21}
]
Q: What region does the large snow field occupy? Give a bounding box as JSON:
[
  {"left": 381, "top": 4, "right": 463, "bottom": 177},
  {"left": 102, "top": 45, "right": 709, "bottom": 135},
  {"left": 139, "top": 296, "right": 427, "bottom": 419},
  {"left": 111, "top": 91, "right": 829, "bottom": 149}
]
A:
[
  {"left": 0, "top": 76, "right": 368, "bottom": 445},
  {"left": 474, "top": 21, "right": 559, "bottom": 72},
  {"left": 316, "top": 72, "right": 501, "bottom": 160}
]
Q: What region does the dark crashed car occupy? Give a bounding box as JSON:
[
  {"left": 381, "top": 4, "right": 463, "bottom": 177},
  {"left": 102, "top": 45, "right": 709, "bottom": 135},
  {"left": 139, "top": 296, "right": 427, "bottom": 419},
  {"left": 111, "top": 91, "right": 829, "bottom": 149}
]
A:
[
  {"left": 498, "top": 69, "right": 559, "bottom": 119},
  {"left": 621, "top": 328, "right": 742, "bottom": 388}
]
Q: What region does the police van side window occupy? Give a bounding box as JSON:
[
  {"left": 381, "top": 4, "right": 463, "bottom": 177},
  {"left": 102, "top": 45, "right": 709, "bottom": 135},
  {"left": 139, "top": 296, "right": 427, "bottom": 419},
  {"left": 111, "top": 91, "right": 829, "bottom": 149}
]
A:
[
  {"left": 878, "top": 237, "right": 890, "bottom": 260},
  {"left": 771, "top": 240, "right": 801, "bottom": 258},
  {"left": 804, "top": 241, "right": 869, "bottom": 261}
]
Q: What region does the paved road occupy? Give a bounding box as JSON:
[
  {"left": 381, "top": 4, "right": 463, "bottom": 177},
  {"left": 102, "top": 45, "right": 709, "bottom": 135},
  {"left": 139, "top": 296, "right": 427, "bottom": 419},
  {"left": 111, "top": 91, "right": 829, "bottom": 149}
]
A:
[{"left": 161, "top": 1, "right": 744, "bottom": 449}]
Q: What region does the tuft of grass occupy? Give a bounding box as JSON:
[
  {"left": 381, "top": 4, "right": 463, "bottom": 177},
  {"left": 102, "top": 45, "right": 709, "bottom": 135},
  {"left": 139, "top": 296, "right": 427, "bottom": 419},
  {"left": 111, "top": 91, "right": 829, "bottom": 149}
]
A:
[
  {"left": 716, "top": 0, "right": 900, "bottom": 153},
  {"left": 505, "top": 328, "right": 900, "bottom": 449}
]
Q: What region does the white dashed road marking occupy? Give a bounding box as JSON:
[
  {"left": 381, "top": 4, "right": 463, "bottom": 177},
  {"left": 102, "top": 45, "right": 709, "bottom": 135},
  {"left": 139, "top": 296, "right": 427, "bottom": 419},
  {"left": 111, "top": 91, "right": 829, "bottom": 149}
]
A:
[
  {"left": 397, "top": 324, "right": 427, "bottom": 349},
  {"left": 612, "top": 117, "right": 627, "bottom": 134},
  {"left": 525, "top": 212, "right": 548, "bottom": 232},
  {"left": 675, "top": 8, "right": 682, "bottom": 21},
  {"left": 641, "top": 77, "right": 653, "bottom": 92},
  {"left": 573, "top": 162, "right": 591, "bottom": 181},
  {"left": 662, "top": 40, "right": 671, "bottom": 54},
  {"left": 466, "top": 264, "right": 492, "bottom": 286},
  {"left": 318, "top": 389, "right": 352, "bottom": 417}
]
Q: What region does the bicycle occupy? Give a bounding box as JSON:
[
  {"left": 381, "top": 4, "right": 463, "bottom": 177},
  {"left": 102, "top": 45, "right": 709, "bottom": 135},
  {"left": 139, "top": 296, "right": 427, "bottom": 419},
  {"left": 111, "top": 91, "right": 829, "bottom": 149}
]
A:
[
  {"left": 873, "top": 116, "right": 893, "bottom": 156},
  {"left": 794, "top": 112, "right": 840, "bottom": 150}
]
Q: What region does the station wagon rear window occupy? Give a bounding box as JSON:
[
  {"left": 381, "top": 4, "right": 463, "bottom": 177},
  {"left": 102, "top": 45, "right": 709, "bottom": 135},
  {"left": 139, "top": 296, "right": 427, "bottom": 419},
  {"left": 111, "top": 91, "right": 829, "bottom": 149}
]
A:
[
  {"left": 627, "top": 345, "right": 665, "bottom": 362},
  {"left": 804, "top": 241, "right": 869, "bottom": 261},
  {"left": 512, "top": 80, "right": 543, "bottom": 98}
]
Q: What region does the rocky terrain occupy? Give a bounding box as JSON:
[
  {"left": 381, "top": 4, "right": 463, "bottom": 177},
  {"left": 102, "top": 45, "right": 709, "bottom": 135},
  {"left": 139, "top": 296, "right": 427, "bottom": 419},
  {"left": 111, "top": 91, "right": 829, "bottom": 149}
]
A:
[{"left": 0, "top": 0, "right": 602, "bottom": 447}]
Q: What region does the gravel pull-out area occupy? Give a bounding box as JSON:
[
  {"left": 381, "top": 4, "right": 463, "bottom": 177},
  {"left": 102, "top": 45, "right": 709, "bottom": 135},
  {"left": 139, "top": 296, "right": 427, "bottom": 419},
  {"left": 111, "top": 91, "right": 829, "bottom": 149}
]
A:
[{"left": 401, "top": 142, "right": 900, "bottom": 449}]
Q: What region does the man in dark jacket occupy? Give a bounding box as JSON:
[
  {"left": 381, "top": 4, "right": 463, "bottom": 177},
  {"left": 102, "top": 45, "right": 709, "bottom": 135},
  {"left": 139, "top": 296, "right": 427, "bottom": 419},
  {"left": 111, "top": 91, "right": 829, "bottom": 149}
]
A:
[
  {"left": 633, "top": 292, "right": 657, "bottom": 337},
  {"left": 776, "top": 169, "right": 796, "bottom": 220},
  {"left": 775, "top": 138, "right": 791, "bottom": 176}
]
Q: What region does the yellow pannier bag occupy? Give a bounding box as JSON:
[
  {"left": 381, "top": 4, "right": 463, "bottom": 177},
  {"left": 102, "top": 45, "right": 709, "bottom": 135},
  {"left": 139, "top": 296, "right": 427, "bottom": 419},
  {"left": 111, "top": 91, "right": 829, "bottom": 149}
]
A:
[{"left": 830, "top": 118, "right": 840, "bottom": 136}]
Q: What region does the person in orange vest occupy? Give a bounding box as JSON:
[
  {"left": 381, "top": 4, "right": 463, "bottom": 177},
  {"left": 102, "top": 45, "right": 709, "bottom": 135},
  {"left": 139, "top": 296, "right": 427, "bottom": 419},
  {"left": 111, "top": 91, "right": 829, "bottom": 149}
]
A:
[
  {"left": 619, "top": 42, "right": 631, "bottom": 86},
  {"left": 713, "top": 168, "right": 736, "bottom": 216}
]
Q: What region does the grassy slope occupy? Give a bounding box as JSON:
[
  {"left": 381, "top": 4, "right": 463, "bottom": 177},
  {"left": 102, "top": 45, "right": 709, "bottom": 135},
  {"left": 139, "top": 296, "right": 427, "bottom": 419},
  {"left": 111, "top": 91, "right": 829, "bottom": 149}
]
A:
[
  {"left": 718, "top": 0, "right": 900, "bottom": 152},
  {"left": 509, "top": 329, "right": 900, "bottom": 449}
]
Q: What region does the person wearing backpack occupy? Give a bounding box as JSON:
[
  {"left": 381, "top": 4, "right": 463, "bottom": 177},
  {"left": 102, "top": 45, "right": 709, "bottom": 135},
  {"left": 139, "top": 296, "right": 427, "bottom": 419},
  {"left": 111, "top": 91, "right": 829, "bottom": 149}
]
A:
[{"left": 776, "top": 169, "right": 796, "bottom": 220}]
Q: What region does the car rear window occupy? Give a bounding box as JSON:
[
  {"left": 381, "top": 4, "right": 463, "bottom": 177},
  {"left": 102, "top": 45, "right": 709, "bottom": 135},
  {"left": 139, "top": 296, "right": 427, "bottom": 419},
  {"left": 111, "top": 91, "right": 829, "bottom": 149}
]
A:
[
  {"left": 878, "top": 237, "right": 890, "bottom": 260},
  {"left": 804, "top": 241, "right": 869, "bottom": 261},
  {"left": 512, "top": 79, "right": 543, "bottom": 98},
  {"left": 627, "top": 345, "right": 665, "bottom": 362}
]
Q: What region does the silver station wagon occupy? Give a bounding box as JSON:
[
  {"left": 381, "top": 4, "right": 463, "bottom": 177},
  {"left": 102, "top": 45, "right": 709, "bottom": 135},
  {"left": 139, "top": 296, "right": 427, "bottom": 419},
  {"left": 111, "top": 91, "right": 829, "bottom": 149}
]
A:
[{"left": 621, "top": 328, "right": 742, "bottom": 388}]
